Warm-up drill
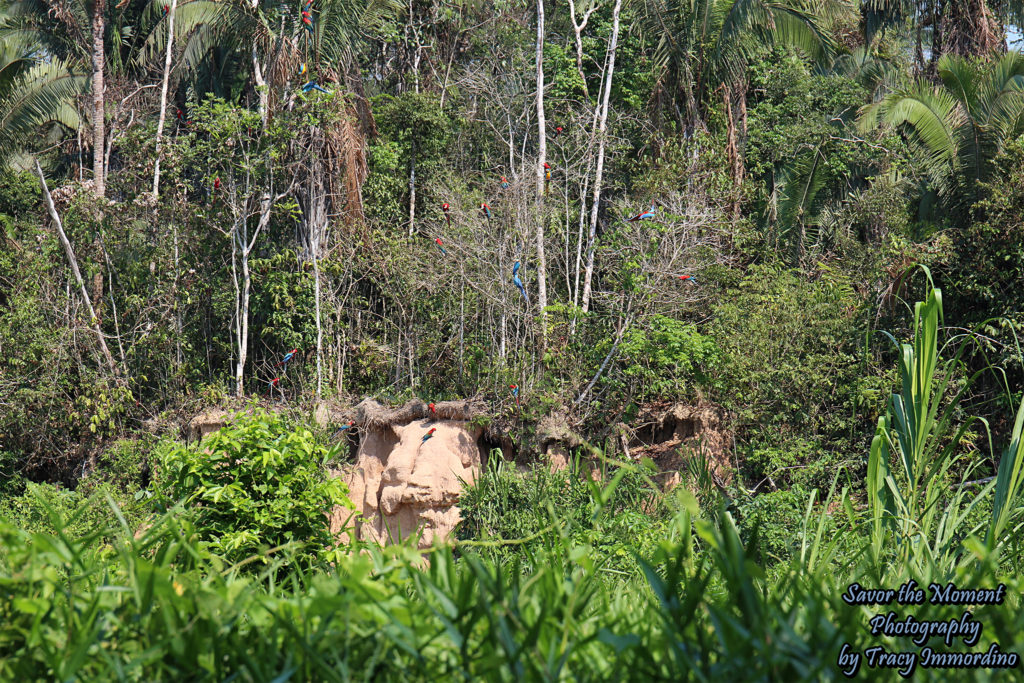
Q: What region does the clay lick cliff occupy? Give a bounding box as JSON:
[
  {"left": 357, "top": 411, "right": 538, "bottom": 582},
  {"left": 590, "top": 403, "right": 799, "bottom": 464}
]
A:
[{"left": 330, "top": 398, "right": 491, "bottom": 550}]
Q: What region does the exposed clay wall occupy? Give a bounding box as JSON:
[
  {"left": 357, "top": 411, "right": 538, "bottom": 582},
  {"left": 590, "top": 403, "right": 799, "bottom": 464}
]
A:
[
  {"left": 625, "top": 402, "right": 733, "bottom": 488},
  {"left": 332, "top": 418, "right": 483, "bottom": 549}
]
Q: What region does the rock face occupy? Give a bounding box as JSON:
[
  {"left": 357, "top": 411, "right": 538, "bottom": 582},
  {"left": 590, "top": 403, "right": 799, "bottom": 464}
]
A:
[
  {"left": 335, "top": 418, "right": 483, "bottom": 549},
  {"left": 625, "top": 402, "right": 733, "bottom": 488}
]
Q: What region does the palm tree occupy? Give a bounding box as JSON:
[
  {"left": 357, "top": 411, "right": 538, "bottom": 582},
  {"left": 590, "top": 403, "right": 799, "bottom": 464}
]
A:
[
  {"left": 0, "top": 24, "right": 85, "bottom": 169},
  {"left": 2, "top": 0, "right": 109, "bottom": 195},
  {"left": 860, "top": 52, "right": 1024, "bottom": 207},
  {"left": 638, "top": 0, "right": 834, "bottom": 130},
  {"left": 139, "top": 0, "right": 398, "bottom": 112}
]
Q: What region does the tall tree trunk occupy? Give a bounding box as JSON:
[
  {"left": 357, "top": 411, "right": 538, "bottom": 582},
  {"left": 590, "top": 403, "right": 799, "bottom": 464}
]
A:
[
  {"left": 534, "top": 0, "right": 548, "bottom": 340},
  {"left": 568, "top": 0, "right": 597, "bottom": 99},
  {"left": 580, "top": 0, "right": 621, "bottom": 314},
  {"left": 152, "top": 0, "right": 177, "bottom": 198},
  {"left": 90, "top": 0, "right": 107, "bottom": 197},
  {"left": 724, "top": 85, "right": 744, "bottom": 220},
  {"left": 408, "top": 139, "right": 416, "bottom": 237},
  {"left": 235, "top": 248, "right": 251, "bottom": 398}
]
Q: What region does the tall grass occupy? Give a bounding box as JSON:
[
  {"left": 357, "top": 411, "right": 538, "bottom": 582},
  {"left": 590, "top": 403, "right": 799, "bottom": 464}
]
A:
[{"left": 2, "top": 279, "right": 1024, "bottom": 680}]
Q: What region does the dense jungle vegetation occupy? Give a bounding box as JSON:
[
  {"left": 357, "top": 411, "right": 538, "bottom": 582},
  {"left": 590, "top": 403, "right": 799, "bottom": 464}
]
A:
[{"left": 3, "top": 0, "right": 1024, "bottom": 677}]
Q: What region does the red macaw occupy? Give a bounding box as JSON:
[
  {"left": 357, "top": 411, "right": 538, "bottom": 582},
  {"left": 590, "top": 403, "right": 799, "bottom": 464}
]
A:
[
  {"left": 434, "top": 237, "right": 447, "bottom": 256},
  {"left": 162, "top": 4, "right": 169, "bottom": 15},
  {"left": 544, "top": 162, "right": 551, "bottom": 181},
  {"left": 277, "top": 348, "right": 298, "bottom": 367},
  {"left": 500, "top": 176, "right": 509, "bottom": 189},
  {"left": 268, "top": 377, "right": 280, "bottom": 396},
  {"left": 175, "top": 109, "right": 190, "bottom": 126},
  {"left": 677, "top": 275, "right": 695, "bottom": 282},
  {"left": 422, "top": 427, "right": 437, "bottom": 442},
  {"left": 626, "top": 203, "right": 656, "bottom": 222},
  {"left": 442, "top": 202, "right": 451, "bottom": 227},
  {"left": 554, "top": 126, "right": 563, "bottom": 139},
  {"left": 510, "top": 384, "right": 520, "bottom": 408},
  {"left": 428, "top": 402, "right": 436, "bottom": 416},
  {"left": 335, "top": 420, "right": 355, "bottom": 436},
  {"left": 213, "top": 177, "right": 221, "bottom": 190},
  {"left": 481, "top": 202, "right": 492, "bottom": 221}
]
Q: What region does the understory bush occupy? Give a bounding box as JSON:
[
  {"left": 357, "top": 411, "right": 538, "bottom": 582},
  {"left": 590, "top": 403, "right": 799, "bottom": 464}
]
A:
[{"left": 151, "top": 409, "right": 353, "bottom": 573}]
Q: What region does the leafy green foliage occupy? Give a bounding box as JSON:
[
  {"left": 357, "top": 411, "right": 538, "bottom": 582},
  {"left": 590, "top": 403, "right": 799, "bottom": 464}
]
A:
[
  {"left": 153, "top": 410, "right": 353, "bottom": 572},
  {"left": 615, "top": 315, "right": 721, "bottom": 401}
]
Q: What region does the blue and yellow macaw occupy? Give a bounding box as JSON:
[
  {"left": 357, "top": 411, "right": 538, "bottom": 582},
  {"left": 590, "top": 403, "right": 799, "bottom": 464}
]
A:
[
  {"left": 299, "top": 62, "right": 308, "bottom": 76},
  {"left": 626, "top": 203, "right": 656, "bottom": 222},
  {"left": 512, "top": 261, "right": 528, "bottom": 303},
  {"left": 302, "top": 81, "right": 329, "bottom": 93}
]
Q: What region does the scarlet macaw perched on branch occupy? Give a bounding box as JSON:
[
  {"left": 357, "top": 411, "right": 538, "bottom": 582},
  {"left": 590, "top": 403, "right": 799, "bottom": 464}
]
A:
[
  {"left": 626, "top": 203, "right": 656, "bottom": 222},
  {"left": 480, "top": 202, "right": 491, "bottom": 221},
  {"left": 162, "top": 4, "right": 169, "bottom": 15},
  {"left": 442, "top": 202, "right": 451, "bottom": 228},
  {"left": 267, "top": 377, "right": 279, "bottom": 397},
  {"left": 500, "top": 176, "right": 509, "bottom": 189},
  {"left": 512, "top": 261, "right": 528, "bottom": 303},
  {"left": 213, "top": 177, "right": 220, "bottom": 190},
  {"left": 553, "top": 126, "right": 563, "bottom": 139},
  {"left": 422, "top": 427, "right": 437, "bottom": 442},
  {"left": 434, "top": 237, "right": 447, "bottom": 255},
  {"left": 277, "top": 348, "right": 298, "bottom": 368},
  {"left": 428, "top": 402, "right": 436, "bottom": 416},
  {"left": 510, "top": 384, "right": 519, "bottom": 408}
]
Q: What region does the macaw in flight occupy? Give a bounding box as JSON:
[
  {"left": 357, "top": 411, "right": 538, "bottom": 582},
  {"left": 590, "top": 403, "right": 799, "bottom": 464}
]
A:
[
  {"left": 512, "top": 260, "right": 529, "bottom": 303},
  {"left": 422, "top": 427, "right": 437, "bottom": 442},
  {"left": 302, "top": 81, "right": 329, "bottom": 94},
  {"left": 278, "top": 348, "right": 298, "bottom": 368},
  {"left": 428, "top": 402, "right": 436, "bottom": 417},
  {"left": 268, "top": 377, "right": 280, "bottom": 396},
  {"left": 626, "top": 203, "right": 656, "bottom": 222},
  {"left": 500, "top": 176, "right": 509, "bottom": 189},
  {"left": 481, "top": 202, "right": 491, "bottom": 221},
  {"left": 510, "top": 384, "right": 520, "bottom": 408},
  {"left": 434, "top": 237, "right": 447, "bottom": 256},
  {"left": 554, "top": 126, "right": 563, "bottom": 139}
]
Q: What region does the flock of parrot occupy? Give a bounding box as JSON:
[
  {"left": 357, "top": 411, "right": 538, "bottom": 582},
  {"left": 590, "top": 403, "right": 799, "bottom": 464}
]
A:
[{"left": 256, "top": 0, "right": 694, "bottom": 443}]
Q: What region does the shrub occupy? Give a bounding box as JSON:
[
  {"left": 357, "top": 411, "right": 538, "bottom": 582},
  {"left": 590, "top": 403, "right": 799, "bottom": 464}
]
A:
[{"left": 153, "top": 409, "right": 353, "bottom": 572}]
